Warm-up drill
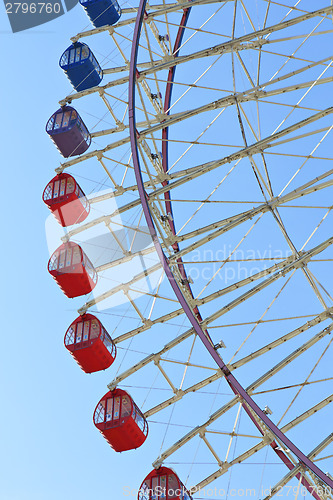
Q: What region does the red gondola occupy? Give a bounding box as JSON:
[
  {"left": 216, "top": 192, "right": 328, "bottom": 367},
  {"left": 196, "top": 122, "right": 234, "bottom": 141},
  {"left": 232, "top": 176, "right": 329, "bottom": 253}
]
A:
[
  {"left": 43, "top": 173, "right": 90, "bottom": 227},
  {"left": 93, "top": 389, "right": 148, "bottom": 452},
  {"left": 64, "top": 314, "right": 116, "bottom": 373},
  {"left": 138, "top": 467, "right": 192, "bottom": 500},
  {"left": 48, "top": 242, "right": 97, "bottom": 298}
]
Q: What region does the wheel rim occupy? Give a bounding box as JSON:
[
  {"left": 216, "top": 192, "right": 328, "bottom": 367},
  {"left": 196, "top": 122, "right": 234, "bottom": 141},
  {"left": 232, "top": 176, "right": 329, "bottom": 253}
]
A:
[
  {"left": 128, "top": 0, "right": 333, "bottom": 494},
  {"left": 48, "top": 1, "right": 333, "bottom": 497}
]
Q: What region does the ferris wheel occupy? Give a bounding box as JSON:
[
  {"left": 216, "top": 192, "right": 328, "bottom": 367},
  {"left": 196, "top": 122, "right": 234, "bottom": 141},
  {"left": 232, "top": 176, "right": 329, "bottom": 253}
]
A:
[{"left": 43, "top": 0, "right": 333, "bottom": 498}]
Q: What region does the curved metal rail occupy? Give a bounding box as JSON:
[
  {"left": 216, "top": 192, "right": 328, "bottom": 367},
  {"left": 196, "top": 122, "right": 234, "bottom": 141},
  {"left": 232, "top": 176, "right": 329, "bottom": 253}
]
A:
[{"left": 128, "top": 0, "right": 333, "bottom": 493}]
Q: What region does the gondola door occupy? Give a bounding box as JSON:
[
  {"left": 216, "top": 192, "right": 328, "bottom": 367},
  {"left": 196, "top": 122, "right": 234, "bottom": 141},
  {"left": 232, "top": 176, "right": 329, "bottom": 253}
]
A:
[{"left": 73, "top": 319, "right": 90, "bottom": 350}]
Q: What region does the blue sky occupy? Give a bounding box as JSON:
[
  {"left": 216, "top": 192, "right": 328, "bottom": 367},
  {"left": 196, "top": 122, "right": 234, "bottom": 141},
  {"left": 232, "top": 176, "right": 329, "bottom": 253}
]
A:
[{"left": 1, "top": 2, "right": 333, "bottom": 499}]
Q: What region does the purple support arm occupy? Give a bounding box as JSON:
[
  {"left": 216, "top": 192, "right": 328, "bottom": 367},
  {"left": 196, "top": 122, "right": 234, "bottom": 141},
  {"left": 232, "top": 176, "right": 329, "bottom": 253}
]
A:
[{"left": 128, "top": 0, "right": 333, "bottom": 492}]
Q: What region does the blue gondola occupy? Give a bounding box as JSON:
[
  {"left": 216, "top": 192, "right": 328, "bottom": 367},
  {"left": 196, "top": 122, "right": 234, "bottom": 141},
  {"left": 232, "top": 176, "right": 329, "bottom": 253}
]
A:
[
  {"left": 79, "top": 0, "right": 121, "bottom": 28},
  {"left": 59, "top": 42, "right": 103, "bottom": 92},
  {"left": 46, "top": 106, "right": 91, "bottom": 158}
]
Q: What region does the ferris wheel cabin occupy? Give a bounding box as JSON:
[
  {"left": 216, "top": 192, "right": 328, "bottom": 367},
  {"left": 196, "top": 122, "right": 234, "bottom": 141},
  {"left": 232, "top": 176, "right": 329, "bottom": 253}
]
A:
[
  {"left": 139, "top": 467, "right": 192, "bottom": 500},
  {"left": 48, "top": 242, "right": 97, "bottom": 298},
  {"left": 79, "top": 0, "right": 121, "bottom": 28},
  {"left": 93, "top": 389, "right": 148, "bottom": 452},
  {"left": 43, "top": 173, "right": 90, "bottom": 227},
  {"left": 59, "top": 42, "right": 103, "bottom": 91},
  {"left": 65, "top": 314, "right": 116, "bottom": 373},
  {"left": 46, "top": 106, "right": 91, "bottom": 158}
]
